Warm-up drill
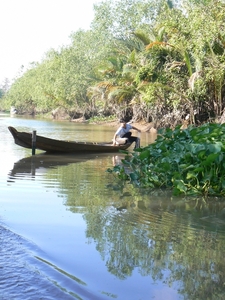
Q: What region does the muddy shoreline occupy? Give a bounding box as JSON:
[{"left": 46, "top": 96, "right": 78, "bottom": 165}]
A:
[{"left": 89, "top": 120, "right": 157, "bottom": 133}]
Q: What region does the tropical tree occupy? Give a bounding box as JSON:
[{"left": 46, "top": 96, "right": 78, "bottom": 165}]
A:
[
  {"left": 87, "top": 37, "right": 145, "bottom": 119},
  {"left": 159, "top": 0, "right": 225, "bottom": 123},
  {"left": 3, "top": 0, "right": 225, "bottom": 127}
]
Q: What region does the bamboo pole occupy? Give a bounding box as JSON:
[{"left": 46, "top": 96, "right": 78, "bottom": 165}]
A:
[{"left": 32, "top": 130, "right": 36, "bottom": 155}]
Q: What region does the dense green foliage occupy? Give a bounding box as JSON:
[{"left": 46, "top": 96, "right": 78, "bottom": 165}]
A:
[
  {"left": 108, "top": 123, "right": 225, "bottom": 196},
  {"left": 1, "top": 0, "right": 225, "bottom": 126}
]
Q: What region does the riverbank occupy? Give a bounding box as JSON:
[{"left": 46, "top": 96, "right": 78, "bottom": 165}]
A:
[{"left": 89, "top": 119, "right": 158, "bottom": 133}]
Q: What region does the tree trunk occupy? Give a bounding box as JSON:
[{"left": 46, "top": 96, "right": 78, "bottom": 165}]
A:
[{"left": 219, "top": 110, "right": 225, "bottom": 124}]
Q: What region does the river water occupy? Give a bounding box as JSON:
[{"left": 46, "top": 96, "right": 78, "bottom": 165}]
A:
[{"left": 1, "top": 114, "right": 225, "bottom": 300}]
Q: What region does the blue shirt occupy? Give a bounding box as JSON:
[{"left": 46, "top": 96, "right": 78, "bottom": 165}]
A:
[{"left": 115, "top": 123, "right": 132, "bottom": 138}]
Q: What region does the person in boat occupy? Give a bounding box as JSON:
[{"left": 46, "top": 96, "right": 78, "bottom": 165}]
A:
[{"left": 112, "top": 118, "right": 141, "bottom": 148}]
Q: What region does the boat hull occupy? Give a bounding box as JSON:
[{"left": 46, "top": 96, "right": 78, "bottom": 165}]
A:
[{"left": 8, "top": 126, "right": 132, "bottom": 153}]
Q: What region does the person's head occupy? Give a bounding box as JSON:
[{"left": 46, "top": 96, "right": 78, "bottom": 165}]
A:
[
  {"left": 119, "top": 118, "right": 126, "bottom": 128},
  {"left": 120, "top": 118, "right": 126, "bottom": 124}
]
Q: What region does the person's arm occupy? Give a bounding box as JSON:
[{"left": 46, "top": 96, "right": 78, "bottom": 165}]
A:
[
  {"left": 112, "top": 133, "right": 118, "bottom": 146},
  {"left": 131, "top": 126, "right": 141, "bottom": 132},
  {"left": 113, "top": 127, "right": 122, "bottom": 145}
]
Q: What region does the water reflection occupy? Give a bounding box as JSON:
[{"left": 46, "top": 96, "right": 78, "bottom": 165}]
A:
[
  {"left": 7, "top": 154, "right": 225, "bottom": 299},
  {"left": 8, "top": 153, "right": 96, "bottom": 179},
  {"left": 83, "top": 187, "right": 225, "bottom": 299},
  {"left": 3, "top": 117, "right": 225, "bottom": 299}
]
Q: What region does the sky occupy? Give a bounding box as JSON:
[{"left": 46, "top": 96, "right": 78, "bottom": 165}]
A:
[{"left": 0, "top": 0, "right": 101, "bottom": 84}]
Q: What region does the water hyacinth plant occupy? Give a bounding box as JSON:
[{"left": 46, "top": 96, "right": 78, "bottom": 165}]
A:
[{"left": 108, "top": 123, "right": 225, "bottom": 196}]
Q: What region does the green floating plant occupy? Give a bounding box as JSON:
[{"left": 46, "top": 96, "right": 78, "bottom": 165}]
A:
[{"left": 107, "top": 123, "right": 225, "bottom": 197}]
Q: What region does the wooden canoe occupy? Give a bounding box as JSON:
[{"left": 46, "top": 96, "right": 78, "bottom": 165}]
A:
[{"left": 8, "top": 126, "right": 132, "bottom": 153}]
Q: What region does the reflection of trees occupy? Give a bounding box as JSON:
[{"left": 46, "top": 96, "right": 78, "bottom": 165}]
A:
[
  {"left": 45, "top": 157, "right": 114, "bottom": 213},
  {"left": 45, "top": 160, "right": 225, "bottom": 299},
  {"left": 85, "top": 208, "right": 153, "bottom": 279},
  {"left": 83, "top": 186, "right": 225, "bottom": 300}
]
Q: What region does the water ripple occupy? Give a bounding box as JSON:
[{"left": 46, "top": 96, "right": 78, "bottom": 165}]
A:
[{"left": 0, "top": 224, "right": 106, "bottom": 300}]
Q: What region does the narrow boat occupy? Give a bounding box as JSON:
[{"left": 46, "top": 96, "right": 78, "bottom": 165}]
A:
[{"left": 8, "top": 126, "right": 132, "bottom": 153}]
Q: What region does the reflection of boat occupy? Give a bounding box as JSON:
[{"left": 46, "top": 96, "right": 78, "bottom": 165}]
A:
[
  {"left": 8, "top": 153, "right": 95, "bottom": 178},
  {"left": 8, "top": 126, "right": 132, "bottom": 153}
]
